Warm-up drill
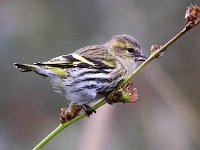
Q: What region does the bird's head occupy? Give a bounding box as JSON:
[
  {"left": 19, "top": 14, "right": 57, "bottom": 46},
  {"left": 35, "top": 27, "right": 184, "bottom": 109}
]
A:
[{"left": 107, "top": 34, "right": 147, "bottom": 62}]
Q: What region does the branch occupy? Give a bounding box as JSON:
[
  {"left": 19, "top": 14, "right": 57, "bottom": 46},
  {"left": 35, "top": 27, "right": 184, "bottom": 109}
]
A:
[{"left": 33, "top": 4, "right": 200, "bottom": 150}]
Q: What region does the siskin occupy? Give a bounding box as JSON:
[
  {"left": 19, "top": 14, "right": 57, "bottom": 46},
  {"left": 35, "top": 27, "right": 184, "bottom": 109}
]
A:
[{"left": 15, "top": 34, "right": 146, "bottom": 115}]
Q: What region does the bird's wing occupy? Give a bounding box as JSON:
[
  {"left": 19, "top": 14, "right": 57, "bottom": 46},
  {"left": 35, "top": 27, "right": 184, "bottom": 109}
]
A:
[{"left": 35, "top": 45, "right": 116, "bottom": 70}]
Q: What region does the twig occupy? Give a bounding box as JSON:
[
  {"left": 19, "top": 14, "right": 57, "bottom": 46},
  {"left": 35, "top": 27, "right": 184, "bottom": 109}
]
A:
[
  {"left": 33, "top": 5, "right": 200, "bottom": 150},
  {"left": 110, "top": 19, "right": 200, "bottom": 97}
]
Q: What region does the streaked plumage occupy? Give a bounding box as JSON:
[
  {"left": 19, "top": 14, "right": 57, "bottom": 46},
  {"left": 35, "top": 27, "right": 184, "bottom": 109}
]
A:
[{"left": 15, "top": 34, "right": 146, "bottom": 106}]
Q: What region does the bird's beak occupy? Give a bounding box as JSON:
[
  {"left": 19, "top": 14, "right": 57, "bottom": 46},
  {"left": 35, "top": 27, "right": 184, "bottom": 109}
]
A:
[{"left": 136, "top": 52, "right": 147, "bottom": 61}]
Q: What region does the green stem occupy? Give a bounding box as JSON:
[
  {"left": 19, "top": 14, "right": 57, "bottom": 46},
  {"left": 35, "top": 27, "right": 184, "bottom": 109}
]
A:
[
  {"left": 33, "top": 100, "right": 107, "bottom": 150},
  {"left": 33, "top": 19, "right": 199, "bottom": 150}
]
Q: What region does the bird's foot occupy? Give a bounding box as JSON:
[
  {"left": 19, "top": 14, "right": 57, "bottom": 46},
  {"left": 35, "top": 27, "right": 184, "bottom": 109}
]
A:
[{"left": 82, "top": 104, "right": 96, "bottom": 117}]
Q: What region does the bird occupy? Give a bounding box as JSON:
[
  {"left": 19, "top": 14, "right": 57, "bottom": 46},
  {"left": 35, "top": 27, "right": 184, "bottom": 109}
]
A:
[{"left": 14, "top": 34, "right": 147, "bottom": 115}]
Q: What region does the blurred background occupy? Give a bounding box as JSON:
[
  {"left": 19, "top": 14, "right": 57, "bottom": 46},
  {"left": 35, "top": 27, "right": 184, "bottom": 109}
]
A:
[{"left": 0, "top": 0, "right": 200, "bottom": 150}]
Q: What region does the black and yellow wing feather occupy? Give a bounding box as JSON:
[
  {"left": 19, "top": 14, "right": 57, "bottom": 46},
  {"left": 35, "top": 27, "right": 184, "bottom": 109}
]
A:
[{"left": 15, "top": 45, "right": 116, "bottom": 77}]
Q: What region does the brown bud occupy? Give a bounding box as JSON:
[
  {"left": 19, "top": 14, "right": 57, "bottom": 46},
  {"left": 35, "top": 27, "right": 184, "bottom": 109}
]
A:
[
  {"left": 150, "top": 44, "right": 163, "bottom": 57},
  {"left": 184, "top": 4, "right": 200, "bottom": 26},
  {"left": 70, "top": 105, "right": 82, "bottom": 118},
  {"left": 116, "top": 81, "right": 139, "bottom": 103},
  {"left": 128, "top": 87, "right": 138, "bottom": 103},
  {"left": 60, "top": 108, "right": 69, "bottom": 124},
  {"left": 150, "top": 44, "right": 159, "bottom": 53},
  {"left": 59, "top": 105, "right": 82, "bottom": 123}
]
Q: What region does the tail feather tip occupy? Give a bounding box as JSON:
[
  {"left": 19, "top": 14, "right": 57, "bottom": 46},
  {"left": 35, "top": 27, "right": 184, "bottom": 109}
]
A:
[{"left": 14, "top": 63, "right": 32, "bottom": 72}]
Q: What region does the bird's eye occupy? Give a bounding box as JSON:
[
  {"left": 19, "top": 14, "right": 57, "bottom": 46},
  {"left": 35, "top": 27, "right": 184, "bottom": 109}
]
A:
[{"left": 127, "top": 48, "right": 135, "bottom": 53}]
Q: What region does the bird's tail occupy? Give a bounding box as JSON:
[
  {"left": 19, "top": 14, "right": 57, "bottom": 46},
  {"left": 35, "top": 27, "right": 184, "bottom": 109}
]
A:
[
  {"left": 14, "top": 63, "right": 53, "bottom": 77},
  {"left": 14, "top": 63, "right": 37, "bottom": 72}
]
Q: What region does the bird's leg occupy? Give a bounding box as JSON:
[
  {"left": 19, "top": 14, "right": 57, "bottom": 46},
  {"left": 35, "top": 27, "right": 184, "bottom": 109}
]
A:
[{"left": 82, "top": 104, "right": 96, "bottom": 117}]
